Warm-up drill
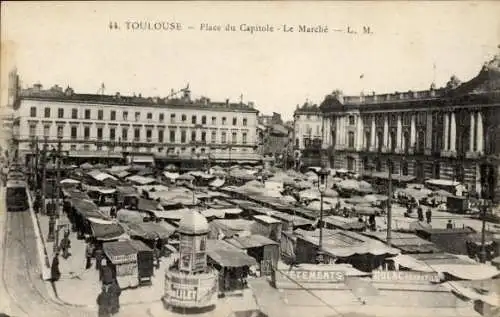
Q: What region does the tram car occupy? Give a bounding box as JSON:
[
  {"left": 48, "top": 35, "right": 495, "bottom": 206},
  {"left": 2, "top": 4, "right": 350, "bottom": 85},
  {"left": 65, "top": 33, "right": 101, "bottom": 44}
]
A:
[{"left": 6, "top": 179, "right": 29, "bottom": 212}]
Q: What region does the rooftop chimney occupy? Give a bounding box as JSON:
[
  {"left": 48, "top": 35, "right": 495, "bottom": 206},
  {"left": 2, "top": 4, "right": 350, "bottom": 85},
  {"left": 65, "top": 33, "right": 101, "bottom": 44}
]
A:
[{"left": 226, "top": 98, "right": 229, "bottom": 106}]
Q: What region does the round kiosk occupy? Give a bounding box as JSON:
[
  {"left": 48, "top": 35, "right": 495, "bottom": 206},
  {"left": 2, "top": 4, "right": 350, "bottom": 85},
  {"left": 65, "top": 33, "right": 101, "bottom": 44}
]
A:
[{"left": 163, "top": 210, "right": 218, "bottom": 310}]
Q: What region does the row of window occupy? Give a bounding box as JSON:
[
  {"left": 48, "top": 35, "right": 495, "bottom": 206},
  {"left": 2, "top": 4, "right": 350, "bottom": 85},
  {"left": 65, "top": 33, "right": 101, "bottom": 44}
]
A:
[
  {"left": 50, "top": 144, "right": 252, "bottom": 154},
  {"left": 30, "top": 107, "right": 248, "bottom": 126},
  {"left": 29, "top": 125, "right": 249, "bottom": 144}
]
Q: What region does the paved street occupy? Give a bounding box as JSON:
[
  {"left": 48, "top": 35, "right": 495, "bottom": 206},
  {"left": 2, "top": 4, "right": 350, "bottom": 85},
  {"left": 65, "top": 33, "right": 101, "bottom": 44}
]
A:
[{"left": 0, "top": 187, "right": 94, "bottom": 317}]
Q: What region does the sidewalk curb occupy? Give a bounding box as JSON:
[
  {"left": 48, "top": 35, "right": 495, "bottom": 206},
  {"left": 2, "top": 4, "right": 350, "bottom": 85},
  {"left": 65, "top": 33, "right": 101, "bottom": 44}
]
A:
[{"left": 27, "top": 190, "right": 52, "bottom": 281}]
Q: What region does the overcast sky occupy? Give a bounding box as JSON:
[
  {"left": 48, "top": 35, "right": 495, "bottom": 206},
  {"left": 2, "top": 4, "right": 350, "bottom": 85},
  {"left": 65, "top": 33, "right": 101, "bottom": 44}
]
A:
[{"left": 1, "top": 1, "right": 499, "bottom": 120}]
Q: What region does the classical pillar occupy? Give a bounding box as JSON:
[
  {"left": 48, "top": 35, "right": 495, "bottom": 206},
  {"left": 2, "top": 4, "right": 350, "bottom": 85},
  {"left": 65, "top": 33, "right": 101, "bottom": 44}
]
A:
[
  {"left": 335, "top": 117, "right": 340, "bottom": 146},
  {"left": 356, "top": 115, "right": 363, "bottom": 151},
  {"left": 410, "top": 114, "right": 416, "bottom": 149},
  {"left": 443, "top": 113, "right": 449, "bottom": 151},
  {"left": 477, "top": 112, "right": 484, "bottom": 153},
  {"left": 425, "top": 112, "right": 432, "bottom": 150},
  {"left": 370, "top": 117, "right": 376, "bottom": 151},
  {"left": 383, "top": 115, "right": 389, "bottom": 149},
  {"left": 340, "top": 116, "right": 344, "bottom": 146},
  {"left": 450, "top": 112, "right": 456, "bottom": 152},
  {"left": 396, "top": 114, "right": 402, "bottom": 152},
  {"left": 469, "top": 112, "right": 475, "bottom": 152}
]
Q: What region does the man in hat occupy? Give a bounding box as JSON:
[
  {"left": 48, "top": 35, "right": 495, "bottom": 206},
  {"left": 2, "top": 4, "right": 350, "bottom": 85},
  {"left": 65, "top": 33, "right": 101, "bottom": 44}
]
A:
[
  {"left": 85, "top": 240, "right": 94, "bottom": 269},
  {"left": 51, "top": 252, "right": 61, "bottom": 282},
  {"left": 60, "top": 230, "right": 71, "bottom": 259},
  {"left": 425, "top": 208, "right": 432, "bottom": 224}
]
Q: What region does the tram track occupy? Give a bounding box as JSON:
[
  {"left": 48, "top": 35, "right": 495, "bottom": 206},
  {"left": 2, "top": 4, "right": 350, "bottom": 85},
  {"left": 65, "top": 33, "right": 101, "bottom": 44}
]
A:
[{"left": 1, "top": 207, "right": 93, "bottom": 317}]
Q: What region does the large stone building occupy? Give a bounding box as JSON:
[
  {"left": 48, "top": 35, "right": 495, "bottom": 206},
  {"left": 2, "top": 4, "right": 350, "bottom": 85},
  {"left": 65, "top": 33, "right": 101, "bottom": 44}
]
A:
[
  {"left": 12, "top": 84, "right": 262, "bottom": 167},
  {"left": 294, "top": 56, "right": 500, "bottom": 201},
  {"left": 292, "top": 102, "right": 325, "bottom": 169}
]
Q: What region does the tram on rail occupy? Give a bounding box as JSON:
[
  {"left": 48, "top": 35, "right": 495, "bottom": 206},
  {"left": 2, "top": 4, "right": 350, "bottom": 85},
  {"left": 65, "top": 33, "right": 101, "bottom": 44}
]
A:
[{"left": 6, "top": 179, "right": 29, "bottom": 212}]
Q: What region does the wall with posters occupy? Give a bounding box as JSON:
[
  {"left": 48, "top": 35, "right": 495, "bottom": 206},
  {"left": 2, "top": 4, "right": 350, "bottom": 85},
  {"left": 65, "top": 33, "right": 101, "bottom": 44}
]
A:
[
  {"left": 179, "top": 234, "right": 207, "bottom": 273},
  {"left": 164, "top": 270, "right": 218, "bottom": 308}
]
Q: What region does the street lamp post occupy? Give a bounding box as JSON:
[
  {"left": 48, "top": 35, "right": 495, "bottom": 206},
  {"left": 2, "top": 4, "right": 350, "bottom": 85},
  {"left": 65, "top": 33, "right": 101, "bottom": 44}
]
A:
[
  {"left": 479, "top": 199, "right": 491, "bottom": 263},
  {"left": 316, "top": 167, "right": 329, "bottom": 264}
]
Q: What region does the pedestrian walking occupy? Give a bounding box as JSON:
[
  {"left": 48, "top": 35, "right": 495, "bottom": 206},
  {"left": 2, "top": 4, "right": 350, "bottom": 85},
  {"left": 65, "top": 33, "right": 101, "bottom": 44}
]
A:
[
  {"left": 60, "top": 230, "right": 71, "bottom": 259},
  {"left": 154, "top": 238, "right": 161, "bottom": 269},
  {"left": 425, "top": 208, "right": 432, "bottom": 224},
  {"left": 109, "top": 206, "right": 117, "bottom": 219},
  {"left": 97, "top": 289, "right": 112, "bottom": 317},
  {"left": 51, "top": 252, "right": 61, "bottom": 282},
  {"left": 417, "top": 207, "right": 424, "bottom": 222},
  {"left": 85, "top": 240, "right": 94, "bottom": 269},
  {"left": 95, "top": 247, "right": 104, "bottom": 271},
  {"left": 109, "top": 279, "right": 122, "bottom": 315}
]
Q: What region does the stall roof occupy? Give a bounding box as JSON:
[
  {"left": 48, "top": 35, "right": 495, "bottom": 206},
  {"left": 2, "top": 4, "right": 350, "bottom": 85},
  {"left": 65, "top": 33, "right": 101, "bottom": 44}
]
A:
[
  {"left": 85, "top": 185, "right": 116, "bottom": 194},
  {"left": 225, "top": 234, "right": 278, "bottom": 249},
  {"left": 137, "top": 198, "right": 163, "bottom": 212},
  {"left": 253, "top": 215, "right": 281, "bottom": 224},
  {"left": 425, "top": 179, "right": 461, "bottom": 187},
  {"left": 128, "top": 239, "right": 153, "bottom": 253},
  {"left": 209, "top": 178, "right": 225, "bottom": 188},
  {"left": 363, "top": 231, "right": 441, "bottom": 253},
  {"left": 116, "top": 186, "right": 139, "bottom": 196},
  {"left": 206, "top": 239, "right": 258, "bottom": 268},
  {"left": 296, "top": 229, "right": 400, "bottom": 257},
  {"left": 103, "top": 240, "right": 138, "bottom": 264},
  {"left": 89, "top": 219, "right": 126, "bottom": 241},
  {"left": 87, "top": 170, "right": 117, "bottom": 182},
  {"left": 323, "top": 215, "right": 366, "bottom": 231},
  {"left": 71, "top": 198, "right": 106, "bottom": 219},
  {"left": 163, "top": 171, "right": 180, "bottom": 180},
  {"left": 116, "top": 209, "right": 148, "bottom": 223},
  {"left": 150, "top": 208, "right": 190, "bottom": 220},
  {"left": 127, "top": 222, "right": 175, "bottom": 240},
  {"left": 126, "top": 175, "right": 157, "bottom": 185},
  {"left": 209, "top": 219, "right": 256, "bottom": 238}
]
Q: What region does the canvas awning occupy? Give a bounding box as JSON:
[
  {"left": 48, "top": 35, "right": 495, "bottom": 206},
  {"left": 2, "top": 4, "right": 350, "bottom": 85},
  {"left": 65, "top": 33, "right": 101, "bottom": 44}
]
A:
[
  {"left": 127, "top": 222, "right": 175, "bottom": 240},
  {"left": 163, "top": 171, "right": 180, "bottom": 180},
  {"left": 88, "top": 218, "right": 126, "bottom": 241},
  {"left": 130, "top": 155, "right": 154, "bottom": 164},
  {"left": 207, "top": 239, "right": 258, "bottom": 268},
  {"left": 225, "top": 234, "right": 278, "bottom": 249},
  {"left": 116, "top": 209, "right": 148, "bottom": 223},
  {"left": 209, "top": 178, "right": 225, "bottom": 188},
  {"left": 126, "top": 175, "right": 157, "bottom": 185}
]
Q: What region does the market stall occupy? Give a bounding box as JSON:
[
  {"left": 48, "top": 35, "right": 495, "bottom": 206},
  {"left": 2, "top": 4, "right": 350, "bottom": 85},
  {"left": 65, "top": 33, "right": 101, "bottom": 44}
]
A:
[
  {"left": 128, "top": 239, "right": 155, "bottom": 285},
  {"left": 103, "top": 240, "right": 139, "bottom": 288},
  {"left": 206, "top": 239, "right": 257, "bottom": 295}
]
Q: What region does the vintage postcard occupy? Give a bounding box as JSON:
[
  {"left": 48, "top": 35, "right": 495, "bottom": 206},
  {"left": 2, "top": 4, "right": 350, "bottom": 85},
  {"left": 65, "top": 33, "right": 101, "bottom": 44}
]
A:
[{"left": 0, "top": 1, "right": 499, "bottom": 317}]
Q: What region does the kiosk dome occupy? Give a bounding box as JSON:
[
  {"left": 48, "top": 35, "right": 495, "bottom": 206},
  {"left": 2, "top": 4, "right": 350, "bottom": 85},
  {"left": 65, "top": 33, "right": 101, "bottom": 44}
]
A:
[{"left": 178, "top": 210, "right": 209, "bottom": 235}]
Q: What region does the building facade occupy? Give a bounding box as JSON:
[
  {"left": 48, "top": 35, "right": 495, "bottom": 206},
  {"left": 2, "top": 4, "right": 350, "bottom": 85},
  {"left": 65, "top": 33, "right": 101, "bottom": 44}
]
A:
[
  {"left": 292, "top": 102, "right": 325, "bottom": 168},
  {"left": 294, "top": 56, "right": 500, "bottom": 201},
  {"left": 12, "top": 84, "right": 261, "bottom": 167}
]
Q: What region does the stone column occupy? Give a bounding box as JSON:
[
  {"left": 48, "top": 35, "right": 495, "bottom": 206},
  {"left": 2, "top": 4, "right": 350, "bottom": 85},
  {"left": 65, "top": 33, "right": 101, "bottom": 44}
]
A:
[
  {"left": 450, "top": 112, "right": 456, "bottom": 152},
  {"left": 477, "top": 111, "right": 484, "bottom": 153},
  {"left": 443, "top": 113, "right": 449, "bottom": 151},
  {"left": 425, "top": 112, "right": 432, "bottom": 151},
  {"left": 335, "top": 117, "right": 340, "bottom": 146},
  {"left": 356, "top": 115, "right": 363, "bottom": 151},
  {"left": 469, "top": 112, "right": 475, "bottom": 152},
  {"left": 396, "top": 114, "right": 402, "bottom": 152},
  {"left": 410, "top": 114, "right": 416, "bottom": 149},
  {"left": 370, "top": 117, "right": 376, "bottom": 151},
  {"left": 383, "top": 115, "right": 389, "bottom": 149}
]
